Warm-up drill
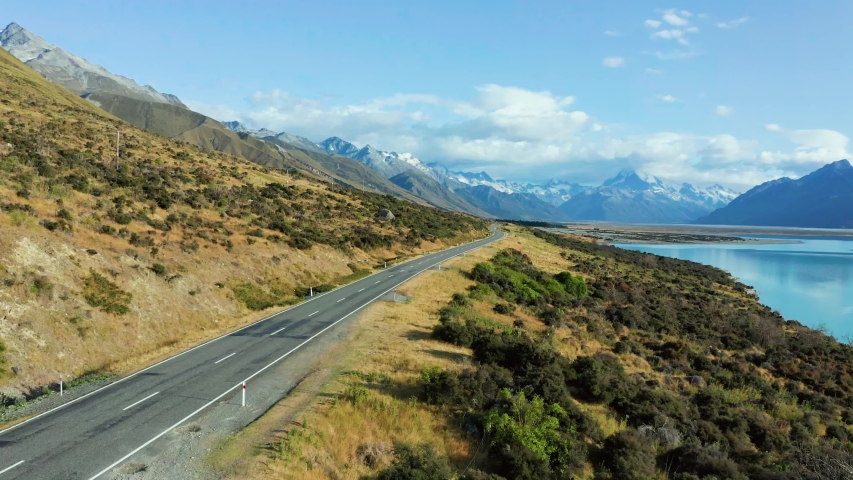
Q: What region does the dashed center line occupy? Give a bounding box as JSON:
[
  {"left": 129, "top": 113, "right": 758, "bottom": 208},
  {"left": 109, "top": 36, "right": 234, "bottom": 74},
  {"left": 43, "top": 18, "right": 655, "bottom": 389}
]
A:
[
  {"left": 0, "top": 461, "right": 25, "bottom": 475},
  {"left": 358, "top": 288, "right": 365, "bottom": 292},
  {"left": 336, "top": 298, "right": 346, "bottom": 303},
  {"left": 214, "top": 353, "right": 236, "bottom": 364},
  {"left": 122, "top": 392, "right": 160, "bottom": 411},
  {"left": 309, "top": 311, "right": 319, "bottom": 316},
  {"left": 375, "top": 281, "right": 381, "bottom": 284},
  {"left": 270, "top": 327, "right": 286, "bottom": 336}
]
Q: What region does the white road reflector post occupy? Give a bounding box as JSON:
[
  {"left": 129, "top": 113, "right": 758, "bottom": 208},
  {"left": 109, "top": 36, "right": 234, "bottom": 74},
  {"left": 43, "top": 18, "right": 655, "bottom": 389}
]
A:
[
  {"left": 60, "top": 374, "right": 63, "bottom": 396},
  {"left": 310, "top": 287, "right": 313, "bottom": 297},
  {"left": 242, "top": 382, "right": 246, "bottom": 407}
]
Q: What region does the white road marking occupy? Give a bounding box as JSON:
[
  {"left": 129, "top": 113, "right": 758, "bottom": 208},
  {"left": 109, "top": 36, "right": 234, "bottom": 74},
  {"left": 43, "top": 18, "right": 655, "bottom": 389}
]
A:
[
  {"left": 214, "top": 353, "right": 236, "bottom": 364},
  {"left": 87, "top": 230, "right": 504, "bottom": 480},
  {"left": 375, "top": 281, "right": 381, "bottom": 284},
  {"left": 309, "top": 311, "right": 319, "bottom": 316},
  {"left": 122, "top": 392, "right": 160, "bottom": 411},
  {"left": 0, "top": 461, "right": 24, "bottom": 475},
  {"left": 270, "top": 327, "right": 286, "bottom": 336},
  {"left": 358, "top": 288, "right": 365, "bottom": 292},
  {"left": 336, "top": 298, "right": 345, "bottom": 303}
]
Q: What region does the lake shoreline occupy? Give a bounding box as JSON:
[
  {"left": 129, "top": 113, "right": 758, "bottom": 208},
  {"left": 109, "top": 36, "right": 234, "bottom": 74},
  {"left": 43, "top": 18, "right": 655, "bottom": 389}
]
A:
[{"left": 540, "top": 227, "right": 801, "bottom": 245}]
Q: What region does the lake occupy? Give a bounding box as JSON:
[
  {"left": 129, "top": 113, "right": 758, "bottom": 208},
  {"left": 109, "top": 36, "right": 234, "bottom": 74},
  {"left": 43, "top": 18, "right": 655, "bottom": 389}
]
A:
[{"left": 614, "top": 236, "right": 853, "bottom": 339}]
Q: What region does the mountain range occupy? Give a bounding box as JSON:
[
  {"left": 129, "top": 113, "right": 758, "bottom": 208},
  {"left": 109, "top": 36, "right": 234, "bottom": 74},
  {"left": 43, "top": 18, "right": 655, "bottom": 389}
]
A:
[
  {"left": 224, "top": 121, "right": 740, "bottom": 223},
  {"left": 0, "top": 21, "right": 775, "bottom": 226},
  {"left": 696, "top": 159, "right": 853, "bottom": 228}
]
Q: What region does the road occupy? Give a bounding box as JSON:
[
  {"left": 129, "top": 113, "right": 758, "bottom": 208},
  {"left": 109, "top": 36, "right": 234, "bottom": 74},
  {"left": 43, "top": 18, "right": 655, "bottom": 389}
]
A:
[{"left": 0, "top": 228, "right": 504, "bottom": 479}]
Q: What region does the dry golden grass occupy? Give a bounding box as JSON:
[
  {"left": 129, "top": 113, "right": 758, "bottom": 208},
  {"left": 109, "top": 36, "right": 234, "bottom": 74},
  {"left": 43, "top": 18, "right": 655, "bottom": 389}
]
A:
[{"left": 208, "top": 237, "right": 507, "bottom": 480}]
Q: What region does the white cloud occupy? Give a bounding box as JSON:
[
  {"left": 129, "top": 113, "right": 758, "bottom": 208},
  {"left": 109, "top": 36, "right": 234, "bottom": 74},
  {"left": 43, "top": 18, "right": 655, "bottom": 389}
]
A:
[
  {"left": 604, "top": 30, "right": 622, "bottom": 36},
  {"left": 662, "top": 9, "right": 690, "bottom": 26},
  {"left": 651, "top": 29, "right": 691, "bottom": 45},
  {"left": 759, "top": 124, "right": 850, "bottom": 169},
  {"left": 603, "top": 57, "right": 626, "bottom": 67},
  {"left": 658, "top": 95, "right": 678, "bottom": 102},
  {"left": 715, "top": 105, "right": 733, "bottom": 116},
  {"left": 717, "top": 17, "right": 750, "bottom": 28},
  {"left": 645, "top": 68, "right": 663, "bottom": 74},
  {"left": 187, "top": 86, "right": 848, "bottom": 189},
  {"left": 645, "top": 19, "right": 662, "bottom": 28},
  {"left": 648, "top": 50, "right": 701, "bottom": 60}
]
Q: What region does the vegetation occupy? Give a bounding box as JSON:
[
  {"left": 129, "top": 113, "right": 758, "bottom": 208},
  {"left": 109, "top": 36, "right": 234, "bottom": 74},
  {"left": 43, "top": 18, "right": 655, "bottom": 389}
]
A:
[
  {"left": 81, "top": 271, "right": 132, "bottom": 315},
  {"left": 412, "top": 229, "right": 853, "bottom": 478}
]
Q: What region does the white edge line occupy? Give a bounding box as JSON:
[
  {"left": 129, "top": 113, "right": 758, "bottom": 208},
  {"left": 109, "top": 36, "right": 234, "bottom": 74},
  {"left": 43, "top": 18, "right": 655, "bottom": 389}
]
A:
[
  {"left": 0, "top": 229, "right": 501, "bottom": 439},
  {"left": 122, "top": 392, "right": 160, "bottom": 412},
  {"left": 0, "top": 460, "right": 24, "bottom": 475},
  {"left": 87, "top": 229, "right": 503, "bottom": 480},
  {"left": 214, "top": 352, "right": 237, "bottom": 364},
  {"left": 270, "top": 327, "right": 286, "bottom": 336}
]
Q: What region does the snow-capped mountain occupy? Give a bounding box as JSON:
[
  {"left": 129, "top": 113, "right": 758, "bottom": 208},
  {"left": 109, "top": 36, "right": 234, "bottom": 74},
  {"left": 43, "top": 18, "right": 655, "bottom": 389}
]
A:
[
  {"left": 559, "top": 169, "right": 740, "bottom": 223},
  {"left": 431, "top": 166, "right": 589, "bottom": 205},
  {"left": 223, "top": 121, "right": 325, "bottom": 153},
  {"left": 319, "top": 137, "right": 438, "bottom": 180},
  {"left": 0, "top": 22, "right": 185, "bottom": 107}
]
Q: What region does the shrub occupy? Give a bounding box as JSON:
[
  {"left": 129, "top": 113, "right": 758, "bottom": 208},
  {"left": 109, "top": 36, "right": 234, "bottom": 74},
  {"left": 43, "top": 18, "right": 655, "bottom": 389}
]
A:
[
  {"left": 600, "top": 429, "right": 657, "bottom": 480},
  {"left": 372, "top": 442, "right": 455, "bottom": 480},
  {"left": 493, "top": 303, "right": 514, "bottom": 315},
  {"left": 57, "top": 208, "right": 73, "bottom": 221},
  {"left": 567, "top": 353, "right": 630, "bottom": 405},
  {"left": 231, "top": 281, "right": 282, "bottom": 311},
  {"left": 82, "top": 271, "right": 132, "bottom": 315},
  {"left": 151, "top": 263, "right": 168, "bottom": 277}
]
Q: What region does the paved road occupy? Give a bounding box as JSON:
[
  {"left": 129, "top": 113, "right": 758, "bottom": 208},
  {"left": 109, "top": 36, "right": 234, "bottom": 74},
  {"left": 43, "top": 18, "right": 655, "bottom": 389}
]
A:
[{"left": 0, "top": 228, "right": 504, "bottom": 479}]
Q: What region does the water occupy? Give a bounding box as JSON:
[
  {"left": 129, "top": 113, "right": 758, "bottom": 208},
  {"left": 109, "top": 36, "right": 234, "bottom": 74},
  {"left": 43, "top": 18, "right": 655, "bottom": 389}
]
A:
[{"left": 614, "top": 236, "right": 853, "bottom": 339}]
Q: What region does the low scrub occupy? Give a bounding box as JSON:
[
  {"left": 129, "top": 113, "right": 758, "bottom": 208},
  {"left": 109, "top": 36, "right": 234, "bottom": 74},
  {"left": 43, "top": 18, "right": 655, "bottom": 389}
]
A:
[{"left": 82, "top": 270, "right": 132, "bottom": 315}]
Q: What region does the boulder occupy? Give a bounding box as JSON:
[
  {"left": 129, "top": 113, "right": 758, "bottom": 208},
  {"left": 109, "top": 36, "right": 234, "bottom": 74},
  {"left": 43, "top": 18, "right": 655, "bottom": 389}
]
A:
[{"left": 375, "top": 209, "right": 395, "bottom": 221}]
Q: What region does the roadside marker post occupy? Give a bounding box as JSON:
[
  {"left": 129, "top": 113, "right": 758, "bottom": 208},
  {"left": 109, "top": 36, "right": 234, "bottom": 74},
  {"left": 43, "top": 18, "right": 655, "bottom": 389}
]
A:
[
  {"left": 60, "top": 375, "right": 63, "bottom": 396},
  {"left": 242, "top": 382, "right": 246, "bottom": 407},
  {"left": 310, "top": 287, "right": 313, "bottom": 297}
]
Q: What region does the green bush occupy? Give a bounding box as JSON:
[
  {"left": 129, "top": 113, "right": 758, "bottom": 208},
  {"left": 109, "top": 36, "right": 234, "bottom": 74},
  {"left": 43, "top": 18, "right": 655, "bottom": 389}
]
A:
[
  {"left": 600, "top": 429, "right": 657, "bottom": 480},
  {"left": 567, "top": 353, "right": 630, "bottom": 405},
  {"left": 82, "top": 271, "right": 132, "bottom": 315},
  {"left": 493, "top": 303, "right": 514, "bottom": 315},
  {"left": 151, "top": 263, "right": 168, "bottom": 277},
  {"left": 372, "top": 442, "right": 455, "bottom": 480},
  {"left": 231, "top": 281, "right": 283, "bottom": 311}
]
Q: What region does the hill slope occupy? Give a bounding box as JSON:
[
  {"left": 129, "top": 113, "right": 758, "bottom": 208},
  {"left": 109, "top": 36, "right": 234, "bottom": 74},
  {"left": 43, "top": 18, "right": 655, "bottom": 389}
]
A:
[
  {"left": 696, "top": 159, "right": 853, "bottom": 228},
  {"left": 389, "top": 170, "right": 493, "bottom": 218},
  {"left": 0, "top": 46, "right": 487, "bottom": 395},
  {"left": 1, "top": 22, "right": 185, "bottom": 107}
]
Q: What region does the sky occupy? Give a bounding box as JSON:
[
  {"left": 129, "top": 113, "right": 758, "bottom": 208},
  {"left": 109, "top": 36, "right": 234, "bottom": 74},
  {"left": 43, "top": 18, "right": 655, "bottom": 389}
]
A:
[{"left": 3, "top": 0, "right": 852, "bottom": 189}]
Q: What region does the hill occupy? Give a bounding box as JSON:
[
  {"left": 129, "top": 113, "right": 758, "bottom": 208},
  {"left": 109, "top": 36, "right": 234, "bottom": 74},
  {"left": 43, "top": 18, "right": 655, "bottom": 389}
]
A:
[
  {"left": 389, "top": 170, "right": 493, "bottom": 218},
  {"left": 696, "top": 159, "right": 853, "bottom": 228},
  {"left": 0, "top": 46, "right": 488, "bottom": 396},
  {"left": 0, "top": 22, "right": 185, "bottom": 107}
]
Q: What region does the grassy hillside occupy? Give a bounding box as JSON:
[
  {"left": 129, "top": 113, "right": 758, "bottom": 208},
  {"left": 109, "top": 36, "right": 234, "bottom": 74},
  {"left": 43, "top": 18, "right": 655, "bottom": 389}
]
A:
[
  {"left": 0, "top": 47, "right": 488, "bottom": 398},
  {"left": 221, "top": 225, "right": 853, "bottom": 479},
  {"left": 390, "top": 170, "right": 493, "bottom": 218}
]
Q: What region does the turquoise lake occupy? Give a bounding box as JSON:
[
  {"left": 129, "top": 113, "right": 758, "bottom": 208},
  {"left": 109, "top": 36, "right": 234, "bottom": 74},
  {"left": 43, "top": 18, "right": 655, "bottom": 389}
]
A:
[{"left": 614, "top": 236, "right": 853, "bottom": 339}]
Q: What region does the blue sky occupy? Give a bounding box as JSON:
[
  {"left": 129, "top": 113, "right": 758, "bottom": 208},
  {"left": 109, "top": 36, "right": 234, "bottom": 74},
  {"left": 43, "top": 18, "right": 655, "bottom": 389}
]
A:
[{"left": 3, "top": 0, "right": 852, "bottom": 188}]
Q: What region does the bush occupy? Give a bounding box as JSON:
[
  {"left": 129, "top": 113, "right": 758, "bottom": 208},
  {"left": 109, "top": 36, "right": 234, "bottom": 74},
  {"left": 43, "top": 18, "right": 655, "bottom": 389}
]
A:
[
  {"left": 567, "top": 353, "right": 630, "bottom": 405},
  {"left": 493, "top": 303, "right": 514, "bottom": 315},
  {"left": 151, "top": 263, "right": 168, "bottom": 277},
  {"left": 231, "top": 282, "right": 283, "bottom": 311},
  {"left": 372, "top": 442, "right": 455, "bottom": 480},
  {"left": 600, "top": 429, "right": 657, "bottom": 480},
  {"left": 82, "top": 271, "right": 132, "bottom": 315},
  {"left": 665, "top": 445, "right": 745, "bottom": 479}
]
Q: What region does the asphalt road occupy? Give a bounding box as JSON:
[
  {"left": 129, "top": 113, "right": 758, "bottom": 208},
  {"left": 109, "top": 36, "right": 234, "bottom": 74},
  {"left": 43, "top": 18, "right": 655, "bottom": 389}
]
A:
[{"left": 0, "top": 228, "right": 504, "bottom": 479}]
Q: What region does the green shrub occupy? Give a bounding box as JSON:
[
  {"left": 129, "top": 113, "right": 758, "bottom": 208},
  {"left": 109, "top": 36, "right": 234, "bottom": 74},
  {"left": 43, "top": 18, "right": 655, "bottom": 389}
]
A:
[
  {"left": 82, "top": 271, "right": 132, "bottom": 315},
  {"left": 567, "top": 353, "right": 630, "bottom": 405},
  {"left": 600, "top": 429, "right": 657, "bottom": 480},
  {"left": 151, "top": 263, "right": 168, "bottom": 277},
  {"left": 493, "top": 303, "right": 514, "bottom": 315},
  {"left": 372, "top": 442, "right": 455, "bottom": 480},
  {"left": 231, "top": 281, "right": 283, "bottom": 311}
]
